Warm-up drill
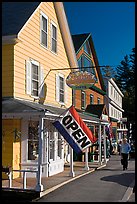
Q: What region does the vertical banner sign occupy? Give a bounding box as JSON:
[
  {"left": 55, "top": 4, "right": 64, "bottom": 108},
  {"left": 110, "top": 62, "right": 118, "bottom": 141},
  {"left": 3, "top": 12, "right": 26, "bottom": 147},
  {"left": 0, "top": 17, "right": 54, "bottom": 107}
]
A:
[{"left": 53, "top": 106, "right": 97, "bottom": 154}]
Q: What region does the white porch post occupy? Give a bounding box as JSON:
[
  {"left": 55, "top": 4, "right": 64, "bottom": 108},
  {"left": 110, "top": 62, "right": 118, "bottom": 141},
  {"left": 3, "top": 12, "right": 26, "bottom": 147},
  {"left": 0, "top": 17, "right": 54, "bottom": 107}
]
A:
[
  {"left": 84, "top": 148, "right": 89, "bottom": 170},
  {"left": 98, "top": 123, "right": 102, "bottom": 165},
  {"left": 103, "top": 125, "right": 107, "bottom": 164},
  {"left": 69, "top": 146, "right": 75, "bottom": 177},
  {"left": 36, "top": 117, "right": 44, "bottom": 192},
  {"left": 45, "top": 131, "right": 49, "bottom": 177}
]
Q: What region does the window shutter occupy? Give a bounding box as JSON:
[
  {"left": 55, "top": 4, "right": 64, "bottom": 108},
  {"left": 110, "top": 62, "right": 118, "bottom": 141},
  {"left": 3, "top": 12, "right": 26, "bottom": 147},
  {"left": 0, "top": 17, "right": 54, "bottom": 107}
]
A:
[
  {"left": 39, "top": 66, "right": 44, "bottom": 98},
  {"left": 26, "top": 60, "right": 31, "bottom": 95},
  {"left": 64, "top": 79, "right": 68, "bottom": 104},
  {"left": 56, "top": 74, "right": 59, "bottom": 102}
]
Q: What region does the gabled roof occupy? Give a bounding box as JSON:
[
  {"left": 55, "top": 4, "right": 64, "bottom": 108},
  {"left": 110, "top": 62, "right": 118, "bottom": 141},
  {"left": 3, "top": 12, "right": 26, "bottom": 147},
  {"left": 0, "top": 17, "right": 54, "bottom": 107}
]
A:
[
  {"left": 85, "top": 104, "right": 106, "bottom": 118},
  {"left": 72, "top": 33, "right": 106, "bottom": 92},
  {"left": 2, "top": 2, "right": 78, "bottom": 68},
  {"left": 2, "top": 2, "right": 40, "bottom": 36},
  {"left": 72, "top": 33, "right": 90, "bottom": 53}
]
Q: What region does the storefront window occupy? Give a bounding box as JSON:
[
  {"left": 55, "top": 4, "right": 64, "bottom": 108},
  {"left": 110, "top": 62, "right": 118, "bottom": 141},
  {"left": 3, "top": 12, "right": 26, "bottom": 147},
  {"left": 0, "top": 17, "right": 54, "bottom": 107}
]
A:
[{"left": 28, "top": 121, "right": 39, "bottom": 160}]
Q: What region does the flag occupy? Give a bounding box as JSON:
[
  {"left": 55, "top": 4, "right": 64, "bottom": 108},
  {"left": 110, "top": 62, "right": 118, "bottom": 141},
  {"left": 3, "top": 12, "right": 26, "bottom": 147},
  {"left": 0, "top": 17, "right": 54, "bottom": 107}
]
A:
[{"left": 53, "top": 105, "right": 97, "bottom": 154}]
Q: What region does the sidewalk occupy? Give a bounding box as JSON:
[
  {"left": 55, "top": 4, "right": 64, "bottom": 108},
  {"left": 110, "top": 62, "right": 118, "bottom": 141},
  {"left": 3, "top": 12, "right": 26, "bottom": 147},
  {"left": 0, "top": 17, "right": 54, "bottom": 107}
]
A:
[
  {"left": 2, "top": 160, "right": 106, "bottom": 200},
  {"left": 2, "top": 156, "right": 135, "bottom": 202}
]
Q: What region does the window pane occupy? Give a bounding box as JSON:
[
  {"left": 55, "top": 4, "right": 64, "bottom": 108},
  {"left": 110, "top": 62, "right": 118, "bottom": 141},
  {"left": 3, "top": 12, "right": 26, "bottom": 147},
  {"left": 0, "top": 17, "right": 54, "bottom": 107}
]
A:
[
  {"left": 84, "top": 41, "right": 91, "bottom": 55},
  {"left": 52, "top": 25, "right": 57, "bottom": 39},
  {"left": 31, "top": 63, "right": 39, "bottom": 97},
  {"left": 41, "top": 31, "right": 47, "bottom": 47},
  {"left": 83, "top": 56, "right": 91, "bottom": 72},
  {"left": 59, "top": 76, "right": 64, "bottom": 102},
  {"left": 32, "top": 81, "right": 38, "bottom": 90},
  {"left": 42, "top": 16, "right": 47, "bottom": 32},
  {"left": 32, "top": 64, "right": 38, "bottom": 74},
  {"left": 32, "top": 90, "right": 38, "bottom": 96},
  {"left": 52, "top": 39, "right": 57, "bottom": 53},
  {"left": 28, "top": 121, "right": 39, "bottom": 160},
  {"left": 51, "top": 24, "right": 57, "bottom": 53}
]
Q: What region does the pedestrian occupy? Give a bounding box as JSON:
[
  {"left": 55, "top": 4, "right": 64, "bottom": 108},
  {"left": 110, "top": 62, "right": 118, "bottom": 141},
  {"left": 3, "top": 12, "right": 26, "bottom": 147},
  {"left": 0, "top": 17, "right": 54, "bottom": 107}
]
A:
[{"left": 121, "top": 138, "right": 131, "bottom": 170}]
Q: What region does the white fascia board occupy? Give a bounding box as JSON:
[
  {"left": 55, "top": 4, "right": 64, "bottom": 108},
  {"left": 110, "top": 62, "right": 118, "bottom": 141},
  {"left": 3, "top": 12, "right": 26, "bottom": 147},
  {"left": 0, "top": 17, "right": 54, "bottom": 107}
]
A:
[
  {"left": 110, "top": 101, "right": 124, "bottom": 112},
  {"left": 109, "top": 78, "right": 124, "bottom": 97}
]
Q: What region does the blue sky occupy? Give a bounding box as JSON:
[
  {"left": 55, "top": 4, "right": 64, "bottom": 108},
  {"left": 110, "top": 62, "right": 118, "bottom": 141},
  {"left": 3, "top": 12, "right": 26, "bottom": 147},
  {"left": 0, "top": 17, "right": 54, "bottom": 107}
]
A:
[{"left": 63, "top": 2, "right": 135, "bottom": 68}]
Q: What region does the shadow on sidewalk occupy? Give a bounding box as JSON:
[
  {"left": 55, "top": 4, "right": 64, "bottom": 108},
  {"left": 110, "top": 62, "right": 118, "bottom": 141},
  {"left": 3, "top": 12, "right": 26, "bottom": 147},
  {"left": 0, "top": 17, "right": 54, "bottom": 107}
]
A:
[{"left": 100, "top": 172, "right": 135, "bottom": 187}]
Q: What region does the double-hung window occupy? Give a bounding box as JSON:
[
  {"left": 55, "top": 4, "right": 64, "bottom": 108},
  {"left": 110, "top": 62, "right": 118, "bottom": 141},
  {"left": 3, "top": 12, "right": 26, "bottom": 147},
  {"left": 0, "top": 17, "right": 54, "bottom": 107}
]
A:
[
  {"left": 56, "top": 73, "right": 66, "bottom": 104},
  {"left": 26, "top": 59, "right": 44, "bottom": 98},
  {"left": 31, "top": 62, "right": 39, "bottom": 97},
  {"left": 51, "top": 21, "right": 57, "bottom": 53},
  {"left": 40, "top": 11, "right": 48, "bottom": 48}
]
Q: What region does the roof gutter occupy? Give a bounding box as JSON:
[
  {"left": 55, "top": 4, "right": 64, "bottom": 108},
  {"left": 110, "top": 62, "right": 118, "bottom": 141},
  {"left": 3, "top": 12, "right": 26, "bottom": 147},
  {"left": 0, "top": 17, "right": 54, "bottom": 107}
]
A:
[{"left": 54, "top": 2, "right": 78, "bottom": 68}]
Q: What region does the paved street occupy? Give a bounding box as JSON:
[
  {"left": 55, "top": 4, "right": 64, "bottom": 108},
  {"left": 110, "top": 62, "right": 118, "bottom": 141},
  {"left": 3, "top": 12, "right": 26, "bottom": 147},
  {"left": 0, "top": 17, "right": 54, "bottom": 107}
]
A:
[{"left": 35, "top": 155, "right": 135, "bottom": 202}]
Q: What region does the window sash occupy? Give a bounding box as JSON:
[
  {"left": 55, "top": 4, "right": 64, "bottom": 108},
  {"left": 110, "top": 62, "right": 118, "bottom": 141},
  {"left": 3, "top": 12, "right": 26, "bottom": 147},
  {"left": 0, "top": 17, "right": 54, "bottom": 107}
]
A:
[
  {"left": 51, "top": 23, "right": 57, "bottom": 53},
  {"left": 41, "top": 13, "right": 48, "bottom": 48},
  {"left": 31, "top": 63, "right": 39, "bottom": 97},
  {"left": 78, "top": 55, "right": 94, "bottom": 73},
  {"left": 59, "top": 76, "right": 64, "bottom": 103}
]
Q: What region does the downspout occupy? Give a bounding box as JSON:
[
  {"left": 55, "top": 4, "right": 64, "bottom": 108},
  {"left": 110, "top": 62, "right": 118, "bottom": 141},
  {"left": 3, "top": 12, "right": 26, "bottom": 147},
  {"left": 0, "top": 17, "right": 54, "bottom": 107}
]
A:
[{"left": 54, "top": 2, "right": 77, "bottom": 177}]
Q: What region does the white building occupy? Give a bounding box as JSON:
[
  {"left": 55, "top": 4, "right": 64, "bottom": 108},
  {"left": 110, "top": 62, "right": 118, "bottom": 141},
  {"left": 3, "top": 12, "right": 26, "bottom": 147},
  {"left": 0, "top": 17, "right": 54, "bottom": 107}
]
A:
[{"left": 104, "top": 78, "right": 128, "bottom": 142}]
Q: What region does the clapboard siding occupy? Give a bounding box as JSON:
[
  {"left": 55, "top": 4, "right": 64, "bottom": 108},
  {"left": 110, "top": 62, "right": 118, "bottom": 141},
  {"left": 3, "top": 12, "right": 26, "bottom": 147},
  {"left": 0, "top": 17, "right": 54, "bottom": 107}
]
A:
[
  {"left": 2, "top": 44, "right": 14, "bottom": 97},
  {"left": 13, "top": 2, "right": 72, "bottom": 106}
]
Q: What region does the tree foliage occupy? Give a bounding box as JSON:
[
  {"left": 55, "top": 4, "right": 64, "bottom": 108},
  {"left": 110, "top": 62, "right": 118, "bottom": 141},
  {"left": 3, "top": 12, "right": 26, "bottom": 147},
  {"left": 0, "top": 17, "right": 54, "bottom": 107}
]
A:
[
  {"left": 114, "top": 48, "right": 135, "bottom": 122},
  {"left": 101, "top": 65, "right": 116, "bottom": 80}
]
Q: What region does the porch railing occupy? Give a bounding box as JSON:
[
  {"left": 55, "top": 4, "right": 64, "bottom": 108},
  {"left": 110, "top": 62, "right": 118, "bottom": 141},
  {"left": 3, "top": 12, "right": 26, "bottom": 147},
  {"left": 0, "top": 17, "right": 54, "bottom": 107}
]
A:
[{"left": 2, "top": 169, "right": 38, "bottom": 191}]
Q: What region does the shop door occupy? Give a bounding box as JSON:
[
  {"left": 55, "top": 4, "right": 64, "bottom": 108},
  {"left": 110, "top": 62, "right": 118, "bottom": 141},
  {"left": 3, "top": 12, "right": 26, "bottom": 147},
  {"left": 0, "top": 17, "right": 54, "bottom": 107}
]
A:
[{"left": 48, "top": 131, "right": 64, "bottom": 176}]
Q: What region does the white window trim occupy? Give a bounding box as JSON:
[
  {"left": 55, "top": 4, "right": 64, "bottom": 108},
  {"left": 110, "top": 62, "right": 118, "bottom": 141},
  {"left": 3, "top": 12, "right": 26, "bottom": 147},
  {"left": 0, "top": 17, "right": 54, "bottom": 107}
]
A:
[
  {"left": 31, "top": 59, "right": 40, "bottom": 99},
  {"left": 56, "top": 73, "right": 65, "bottom": 105},
  {"left": 40, "top": 11, "right": 48, "bottom": 49},
  {"left": 26, "top": 59, "right": 44, "bottom": 99},
  {"left": 50, "top": 20, "right": 57, "bottom": 54}
]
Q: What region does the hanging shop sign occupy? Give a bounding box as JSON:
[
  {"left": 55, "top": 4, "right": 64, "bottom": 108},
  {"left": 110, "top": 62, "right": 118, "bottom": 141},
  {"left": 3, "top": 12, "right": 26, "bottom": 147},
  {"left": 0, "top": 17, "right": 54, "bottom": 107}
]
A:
[
  {"left": 53, "top": 105, "right": 97, "bottom": 154},
  {"left": 66, "top": 71, "right": 96, "bottom": 90}
]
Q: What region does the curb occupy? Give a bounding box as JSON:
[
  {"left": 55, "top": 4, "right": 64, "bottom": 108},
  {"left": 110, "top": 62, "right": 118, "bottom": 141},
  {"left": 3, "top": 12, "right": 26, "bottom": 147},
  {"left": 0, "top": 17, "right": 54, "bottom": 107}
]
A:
[
  {"left": 118, "top": 180, "right": 135, "bottom": 202},
  {"left": 40, "top": 168, "right": 95, "bottom": 197},
  {"left": 33, "top": 163, "right": 107, "bottom": 201}
]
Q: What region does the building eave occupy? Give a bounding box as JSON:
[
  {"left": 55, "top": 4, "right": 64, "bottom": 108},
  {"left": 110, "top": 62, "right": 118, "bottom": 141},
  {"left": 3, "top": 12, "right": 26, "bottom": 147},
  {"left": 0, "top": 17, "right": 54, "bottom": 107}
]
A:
[{"left": 2, "top": 35, "right": 22, "bottom": 45}]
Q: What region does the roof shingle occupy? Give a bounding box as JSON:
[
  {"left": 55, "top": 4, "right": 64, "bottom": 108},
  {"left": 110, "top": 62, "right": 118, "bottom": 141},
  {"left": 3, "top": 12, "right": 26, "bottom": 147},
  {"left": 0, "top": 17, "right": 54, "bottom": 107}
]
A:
[{"left": 2, "top": 2, "right": 40, "bottom": 36}]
